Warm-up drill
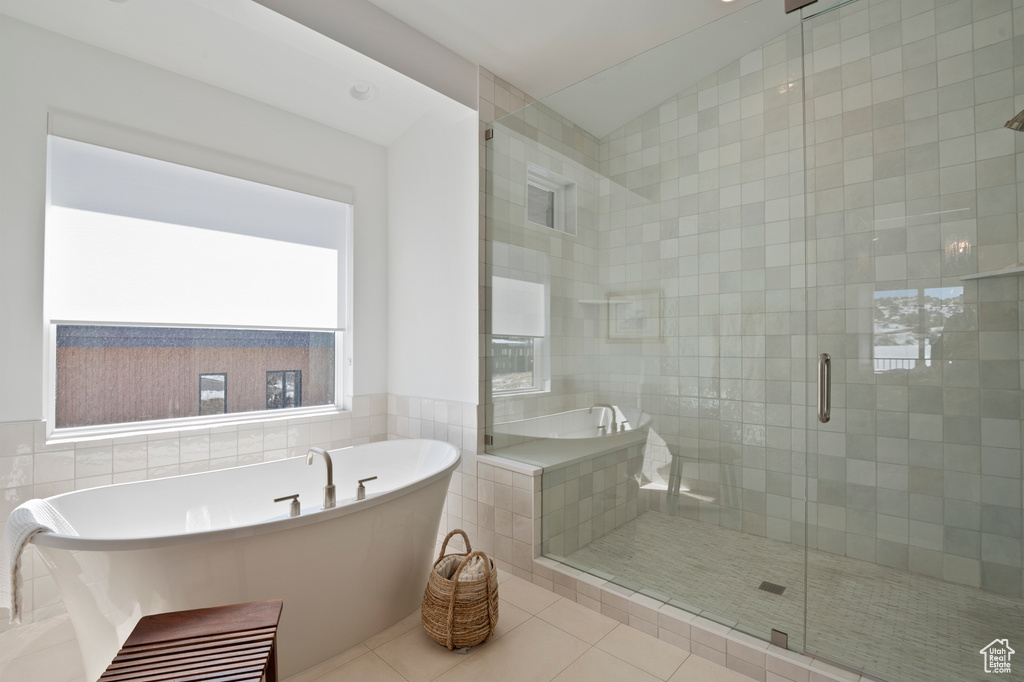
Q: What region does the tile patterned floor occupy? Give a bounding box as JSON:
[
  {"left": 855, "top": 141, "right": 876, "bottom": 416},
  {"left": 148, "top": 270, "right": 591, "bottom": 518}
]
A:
[
  {"left": 560, "top": 511, "right": 1024, "bottom": 682},
  {"left": 0, "top": 570, "right": 754, "bottom": 682},
  {"left": 282, "top": 570, "right": 751, "bottom": 682}
]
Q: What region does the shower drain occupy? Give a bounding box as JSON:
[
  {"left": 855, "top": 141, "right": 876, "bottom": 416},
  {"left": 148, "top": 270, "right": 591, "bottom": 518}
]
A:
[{"left": 758, "top": 581, "right": 786, "bottom": 595}]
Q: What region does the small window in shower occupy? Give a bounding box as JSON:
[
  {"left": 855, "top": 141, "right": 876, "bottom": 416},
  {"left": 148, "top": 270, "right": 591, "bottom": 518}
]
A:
[
  {"left": 491, "top": 272, "right": 549, "bottom": 395},
  {"left": 492, "top": 336, "right": 539, "bottom": 393},
  {"left": 527, "top": 183, "right": 556, "bottom": 228},
  {"left": 267, "top": 370, "right": 302, "bottom": 409},
  {"left": 526, "top": 163, "right": 576, "bottom": 235},
  {"left": 199, "top": 373, "right": 227, "bottom": 415}
]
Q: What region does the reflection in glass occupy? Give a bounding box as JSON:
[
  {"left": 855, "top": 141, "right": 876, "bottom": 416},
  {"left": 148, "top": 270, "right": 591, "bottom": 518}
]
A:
[
  {"left": 491, "top": 336, "right": 535, "bottom": 392},
  {"left": 873, "top": 287, "right": 962, "bottom": 372},
  {"left": 527, "top": 183, "right": 555, "bottom": 228},
  {"left": 266, "top": 370, "right": 302, "bottom": 409},
  {"left": 199, "top": 373, "right": 226, "bottom": 415}
]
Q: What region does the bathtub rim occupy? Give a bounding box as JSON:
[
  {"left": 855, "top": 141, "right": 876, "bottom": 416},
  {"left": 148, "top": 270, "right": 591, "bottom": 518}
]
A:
[
  {"left": 488, "top": 407, "right": 651, "bottom": 470},
  {"left": 31, "top": 438, "right": 460, "bottom": 553},
  {"left": 491, "top": 406, "right": 650, "bottom": 439},
  {"left": 489, "top": 428, "right": 647, "bottom": 470}
]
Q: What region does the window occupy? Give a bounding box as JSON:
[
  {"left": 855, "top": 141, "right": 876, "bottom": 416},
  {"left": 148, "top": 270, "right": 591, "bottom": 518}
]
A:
[
  {"left": 873, "top": 286, "right": 963, "bottom": 373},
  {"left": 491, "top": 270, "right": 548, "bottom": 395},
  {"left": 527, "top": 183, "right": 556, "bottom": 228},
  {"left": 267, "top": 370, "right": 302, "bottom": 409},
  {"left": 526, "top": 163, "right": 577, "bottom": 236},
  {"left": 199, "top": 373, "right": 227, "bottom": 415},
  {"left": 45, "top": 135, "right": 349, "bottom": 434},
  {"left": 491, "top": 336, "right": 537, "bottom": 392}
]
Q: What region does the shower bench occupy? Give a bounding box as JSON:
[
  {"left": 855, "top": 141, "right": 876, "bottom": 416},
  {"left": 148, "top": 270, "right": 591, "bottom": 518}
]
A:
[{"left": 98, "top": 599, "right": 284, "bottom": 682}]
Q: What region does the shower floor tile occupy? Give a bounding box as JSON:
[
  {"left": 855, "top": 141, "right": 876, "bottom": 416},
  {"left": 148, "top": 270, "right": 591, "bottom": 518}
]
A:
[{"left": 558, "top": 511, "right": 1024, "bottom": 682}]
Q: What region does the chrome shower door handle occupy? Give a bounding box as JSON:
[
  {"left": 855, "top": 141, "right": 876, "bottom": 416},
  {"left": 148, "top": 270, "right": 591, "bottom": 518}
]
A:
[{"left": 817, "top": 353, "right": 831, "bottom": 424}]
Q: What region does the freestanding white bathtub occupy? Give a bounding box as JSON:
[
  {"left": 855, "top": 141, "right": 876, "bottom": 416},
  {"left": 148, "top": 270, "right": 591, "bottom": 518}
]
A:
[{"left": 30, "top": 438, "right": 460, "bottom": 680}]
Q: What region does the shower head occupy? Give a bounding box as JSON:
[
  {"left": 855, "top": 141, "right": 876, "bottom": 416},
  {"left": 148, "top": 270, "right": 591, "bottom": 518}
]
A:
[{"left": 1005, "top": 108, "right": 1024, "bottom": 131}]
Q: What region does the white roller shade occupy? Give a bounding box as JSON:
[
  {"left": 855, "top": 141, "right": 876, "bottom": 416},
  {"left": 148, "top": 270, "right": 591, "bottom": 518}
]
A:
[
  {"left": 492, "top": 276, "right": 545, "bottom": 337},
  {"left": 45, "top": 136, "right": 349, "bottom": 330}
]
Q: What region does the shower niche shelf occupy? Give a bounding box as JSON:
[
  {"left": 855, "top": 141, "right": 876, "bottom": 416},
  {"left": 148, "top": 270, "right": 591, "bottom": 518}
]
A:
[{"left": 960, "top": 264, "right": 1024, "bottom": 281}]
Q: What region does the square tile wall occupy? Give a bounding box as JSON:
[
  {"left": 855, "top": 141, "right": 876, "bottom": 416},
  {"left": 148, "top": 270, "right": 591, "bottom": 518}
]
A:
[
  {"left": 800, "top": 0, "right": 1024, "bottom": 596},
  {"left": 593, "top": 24, "right": 811, "bottom": 566},
  {"left": 483, "top": 1, "right": 1024, "bottom": 599},
  {"left": 484, "top": 76, "right": 606, "bottom": 426},
  {"left": 541, "top": 442, "right": 648, "bottom": 557}
]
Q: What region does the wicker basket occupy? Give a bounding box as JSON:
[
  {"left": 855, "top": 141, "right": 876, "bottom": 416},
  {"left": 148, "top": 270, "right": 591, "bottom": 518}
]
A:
[{"left": 421, "top": 529, "right": 499, "bottom": 650}]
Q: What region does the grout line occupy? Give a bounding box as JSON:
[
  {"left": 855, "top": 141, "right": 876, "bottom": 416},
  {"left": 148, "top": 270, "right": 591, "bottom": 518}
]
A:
[
  {"left": 549, "top": 635, "right": 590, "bottom": 682},
  {"left": 0, "top": 637, "right": 84, "bottom": 682},
  {"left": 372, "top": 649, "right": 409, "bottom": 682}
]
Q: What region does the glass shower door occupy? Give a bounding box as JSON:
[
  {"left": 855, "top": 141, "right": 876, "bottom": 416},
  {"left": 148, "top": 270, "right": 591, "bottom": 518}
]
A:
[
  {"left": 802, "top": 1, "right": 1024, "bottom": 680},
  {"left": 484, "top": 0, "right": 814, "bottom": 654}
]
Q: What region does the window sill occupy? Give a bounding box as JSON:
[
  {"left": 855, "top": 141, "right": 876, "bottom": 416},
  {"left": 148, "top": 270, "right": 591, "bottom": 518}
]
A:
[
  {"left": 492, "top": 388, "right": 550, "bottom": 399},
  {"left": 46, "top": 404, "right": 350, "bottom": 446}
]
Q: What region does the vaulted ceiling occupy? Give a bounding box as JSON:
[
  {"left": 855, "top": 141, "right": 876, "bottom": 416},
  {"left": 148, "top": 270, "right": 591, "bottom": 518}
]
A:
[
  {"left": 345, "top": 0, "right": 799, "bottom": 137},
  {"left": 1, "top": 0, "right": 802, "bottom": 141},
  {"left": 364, "top": 0, "right": 772, "bottom": 100}
]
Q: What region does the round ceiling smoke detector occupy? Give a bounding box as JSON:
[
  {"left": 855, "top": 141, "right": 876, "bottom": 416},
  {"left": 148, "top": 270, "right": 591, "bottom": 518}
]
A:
[{"left": 349, "top": 82, "right": 378, "bottom": 101}]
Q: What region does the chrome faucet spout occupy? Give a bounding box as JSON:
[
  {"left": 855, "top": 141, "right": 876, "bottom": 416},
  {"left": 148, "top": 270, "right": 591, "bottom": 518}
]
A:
[
  {"left": 306, "top": 447, "right": 336, "bottom": 509},
  {"left": 589, "top": 403, "right": 618, "bottom": 433}
]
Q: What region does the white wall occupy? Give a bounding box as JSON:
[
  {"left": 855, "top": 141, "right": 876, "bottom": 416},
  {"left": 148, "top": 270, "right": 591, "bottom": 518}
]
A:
[
  {"left": 253, "top": 0, "right": 478, "bottom": 113},
  {"left": 388, "top": 111, "right": 480, "bottom": 404},
  {"left": 0, "top": 16, "right": 390, "bottom": 422}
]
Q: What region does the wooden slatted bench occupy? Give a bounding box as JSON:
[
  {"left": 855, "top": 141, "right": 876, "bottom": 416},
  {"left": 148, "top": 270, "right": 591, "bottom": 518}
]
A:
[{"left": 99, "top": 600, "right": 283, "bottom": 682}]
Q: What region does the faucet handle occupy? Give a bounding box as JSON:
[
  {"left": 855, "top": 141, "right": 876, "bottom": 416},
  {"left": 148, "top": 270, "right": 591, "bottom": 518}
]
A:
[
  {"left": 357, "top": 476, "right": 378, "bottom": 500},
  {"left": 274, "top": 493, "right": 301, "bottom": 517}
]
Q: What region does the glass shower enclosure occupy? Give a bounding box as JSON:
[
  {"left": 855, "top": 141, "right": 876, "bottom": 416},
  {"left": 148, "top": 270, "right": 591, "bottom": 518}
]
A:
[{"left": 484, "top": 1, "right": 1024, "bottom": 680}]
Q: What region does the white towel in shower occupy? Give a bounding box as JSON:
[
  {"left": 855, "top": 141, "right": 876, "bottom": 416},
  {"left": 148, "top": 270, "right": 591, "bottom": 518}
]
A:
[{"left": 0, "top": 499, "right": 77, "bottom": 625}]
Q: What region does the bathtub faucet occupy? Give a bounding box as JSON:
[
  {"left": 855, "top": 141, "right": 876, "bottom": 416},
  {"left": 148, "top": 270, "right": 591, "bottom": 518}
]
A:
[
  {"left": 589, "top": 404, "right": 618, "bottom": 433},
  {"left": 306, "top": 447, "right": 336, "bottom": 509}
]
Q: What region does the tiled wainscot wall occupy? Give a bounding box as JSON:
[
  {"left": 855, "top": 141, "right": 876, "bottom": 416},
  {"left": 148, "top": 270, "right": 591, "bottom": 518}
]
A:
[{"left": 0, "top": 395, "right": 391, "bottom": 631}]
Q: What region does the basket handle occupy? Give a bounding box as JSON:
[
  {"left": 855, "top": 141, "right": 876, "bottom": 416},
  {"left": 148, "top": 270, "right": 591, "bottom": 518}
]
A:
[
  {"left": 437, "top": 529, "right": 472, "bottom": 563},
  {"left": 445, "top": 550, "right": 494, "bottom": 650}
]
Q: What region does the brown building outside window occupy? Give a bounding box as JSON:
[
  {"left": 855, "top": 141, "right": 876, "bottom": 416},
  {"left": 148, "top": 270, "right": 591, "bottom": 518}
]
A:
[{"left": 55, "top": 326, "right": 334, "bottom": 429}]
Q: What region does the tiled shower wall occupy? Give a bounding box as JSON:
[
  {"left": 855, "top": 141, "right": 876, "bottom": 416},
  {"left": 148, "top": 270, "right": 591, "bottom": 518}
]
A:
[
  {"left": 485, "top": 91, "right": 606, "bottom": 425},
  {"left": 483, "top": 26, "right": 810, "bottom": 575},
  {"left": 596, "top": 25, "right": 810, "bottom": 553},
  {"left": 484, "top": 0, "right": 1024, "bottom": 598},
  {"left": 801, "top": 0, "right": 1024, "bottom": 597},
  {"left": 595, "top": 26, "right": 812, "bottom": 563},
  {"left": 599, "top": 0, "right": 1024, "bottom": 597}
]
